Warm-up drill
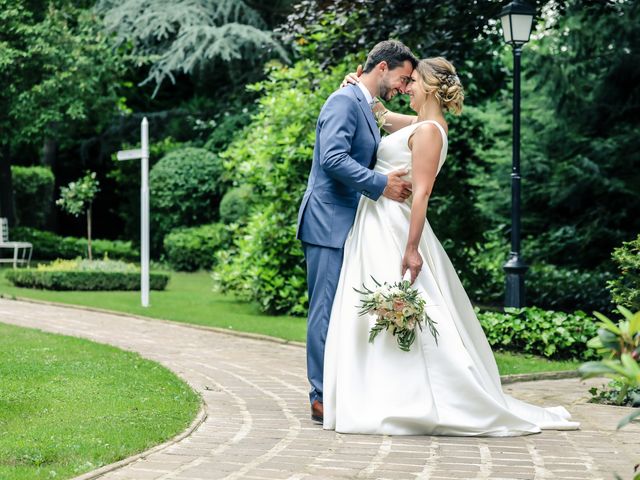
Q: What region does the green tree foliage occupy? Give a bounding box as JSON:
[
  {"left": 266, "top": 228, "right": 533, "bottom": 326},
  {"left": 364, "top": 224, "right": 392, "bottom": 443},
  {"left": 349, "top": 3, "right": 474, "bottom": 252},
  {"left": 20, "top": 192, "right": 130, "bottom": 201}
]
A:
[
  {"left": 524, "top": 0, "right": 640, "bottom": 267},
  {"left": 473, "top": 0, "right": 640, "bottom": 269},
  {"left": 149, "top": 147, "right": 226, "bottom": 255},
  {"left": 11, "top": 166, "right": 55, "bottom": 229},
  {"left": 214, "top": 58, "right": 355, "bottom": 315},
  {"left": 96, "top": 0, "right": 289, "bottom": 95},
  {"left": 215, "top": 0, "right": 640, "bottom": 316},
  {"left": 0, "top": 0, "right": 126, "bottom": 224},
  {"left": 278, "top": 0, "right": 549, "bottom": 101},
  {"left": 56, "top": 172, "right": 101, "bottom": 260}
]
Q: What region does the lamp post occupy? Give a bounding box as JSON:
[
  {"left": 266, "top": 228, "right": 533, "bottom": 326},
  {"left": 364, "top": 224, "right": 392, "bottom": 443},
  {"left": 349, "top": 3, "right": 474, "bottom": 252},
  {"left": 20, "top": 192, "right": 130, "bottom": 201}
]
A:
[{"left": 500, "top": 0, "right": 536, "bottom": 308}]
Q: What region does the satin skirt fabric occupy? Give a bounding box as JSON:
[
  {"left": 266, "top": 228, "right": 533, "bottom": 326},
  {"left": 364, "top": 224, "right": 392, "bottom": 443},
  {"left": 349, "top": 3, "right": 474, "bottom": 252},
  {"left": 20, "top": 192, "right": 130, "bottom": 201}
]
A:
[{"left": 322, "top": 195, "right": 580, "bottom": 436}]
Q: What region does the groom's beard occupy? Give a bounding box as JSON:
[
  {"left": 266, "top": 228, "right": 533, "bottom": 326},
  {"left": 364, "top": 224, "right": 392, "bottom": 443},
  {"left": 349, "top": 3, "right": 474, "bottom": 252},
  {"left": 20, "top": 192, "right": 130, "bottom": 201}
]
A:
[{"left": 379, "top": 83, "right": 397, "bottom": 101}]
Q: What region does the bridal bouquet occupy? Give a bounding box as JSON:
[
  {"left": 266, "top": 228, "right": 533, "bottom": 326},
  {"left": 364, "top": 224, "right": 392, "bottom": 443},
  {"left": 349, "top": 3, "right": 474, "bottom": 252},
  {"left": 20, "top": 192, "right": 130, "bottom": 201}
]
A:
[{"left": 354, "top": 277, "right": 439, "bottom": 352}]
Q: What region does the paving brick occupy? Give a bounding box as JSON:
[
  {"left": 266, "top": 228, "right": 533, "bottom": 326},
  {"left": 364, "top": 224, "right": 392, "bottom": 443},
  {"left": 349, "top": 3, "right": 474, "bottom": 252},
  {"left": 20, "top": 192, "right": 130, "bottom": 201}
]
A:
[{"left": 0, "top": 298, "right": 635, "bottom": 480}]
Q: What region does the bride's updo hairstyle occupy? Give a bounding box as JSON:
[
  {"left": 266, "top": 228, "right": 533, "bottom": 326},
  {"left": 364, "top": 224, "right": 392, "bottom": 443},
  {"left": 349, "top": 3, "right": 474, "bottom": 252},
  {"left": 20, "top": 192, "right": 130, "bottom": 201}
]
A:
[{"left": 415, "top": 57, "right": 464, "bottom": 115}]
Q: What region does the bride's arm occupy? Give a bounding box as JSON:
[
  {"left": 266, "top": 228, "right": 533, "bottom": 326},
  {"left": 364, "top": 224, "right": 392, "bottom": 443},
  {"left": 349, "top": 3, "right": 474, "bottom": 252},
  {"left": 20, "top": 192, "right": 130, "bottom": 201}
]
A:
[
  {"left": 402, "top": 124, "right": 442, "bottom": 283},
  {"left": 372, "top": 100, "right": 418, "bottom": 134}
]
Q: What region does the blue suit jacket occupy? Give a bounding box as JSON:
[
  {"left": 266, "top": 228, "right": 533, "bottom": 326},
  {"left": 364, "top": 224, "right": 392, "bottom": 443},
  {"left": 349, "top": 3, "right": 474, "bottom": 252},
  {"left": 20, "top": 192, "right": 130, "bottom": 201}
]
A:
[{"left": 296, "top": 84, "right": 388, "bottom": 249}]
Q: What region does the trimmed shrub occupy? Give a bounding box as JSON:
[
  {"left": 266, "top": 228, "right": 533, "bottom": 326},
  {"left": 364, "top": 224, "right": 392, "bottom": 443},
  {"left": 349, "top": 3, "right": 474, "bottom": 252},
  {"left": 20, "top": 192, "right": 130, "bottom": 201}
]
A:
[
  {"left": 11, "top": 166, "right": 55, "bottom": 229},
  {"left": 213, "top": 204, "right": 308, "bottom": 316},
  {"left": 607, "top": 234, "right": 640, "bottom": 311},
  {"left": 9, "top": 227, "right": 138, "bottom": 261},
  {"left": 5, "top": 258, "right": 169, "bottom": 291},
  {"left": 163, "top": 223, "right": 231, "bottom": 272},
  {"left": 477, "top": 307, "right": 599, "bottom": 361},
  {"left": 150, "top": 147, "right": 226, "bottom": 255},
  {"left": 219, "top": 185, "right": 254, "bottom": 225},
  {"left": 6, "top": 270, "right": 169, "bottom": 291}
]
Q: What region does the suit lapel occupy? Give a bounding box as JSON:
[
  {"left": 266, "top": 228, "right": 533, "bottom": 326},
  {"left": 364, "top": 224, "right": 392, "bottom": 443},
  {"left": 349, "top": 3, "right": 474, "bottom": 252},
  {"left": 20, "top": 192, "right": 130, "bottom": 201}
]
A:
[{"left": 351, "top": 85, "right": 381, "bottom": 145}]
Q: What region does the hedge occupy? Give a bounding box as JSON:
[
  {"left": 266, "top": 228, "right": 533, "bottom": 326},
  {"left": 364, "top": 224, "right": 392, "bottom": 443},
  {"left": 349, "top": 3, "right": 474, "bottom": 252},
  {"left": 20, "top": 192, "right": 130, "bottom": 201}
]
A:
[
  {"left": 163, "top": 223, "right": 231, "bottom": 272},
  {"left": 477, "top": 307, "right": 599, "bottom": 361},
  {"left": 5, "top": 270, "right": 169, "bottom": 291},
  {"left": 150, "top": 147, "right": 226, "bottom": 254},
  {"left": 9, "top": 227, "right": 138, "bottom": 262}
]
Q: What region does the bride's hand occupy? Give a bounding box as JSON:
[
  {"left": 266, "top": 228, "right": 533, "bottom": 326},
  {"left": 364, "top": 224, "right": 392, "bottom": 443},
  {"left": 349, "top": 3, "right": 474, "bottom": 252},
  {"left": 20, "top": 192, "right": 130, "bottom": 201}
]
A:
[
  {"left": 340, "top": 64, "right": 364, "bottom": 88},
  {"left": 402, "top": 247, "right": 423, "bottom": 284}
]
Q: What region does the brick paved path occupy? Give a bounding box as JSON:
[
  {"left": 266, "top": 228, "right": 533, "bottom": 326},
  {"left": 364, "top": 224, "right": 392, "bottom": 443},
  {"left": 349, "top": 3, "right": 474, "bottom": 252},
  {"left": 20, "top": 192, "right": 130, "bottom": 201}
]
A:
[{"left": 0, "top": 298, "right": 637, "bottom": 480}]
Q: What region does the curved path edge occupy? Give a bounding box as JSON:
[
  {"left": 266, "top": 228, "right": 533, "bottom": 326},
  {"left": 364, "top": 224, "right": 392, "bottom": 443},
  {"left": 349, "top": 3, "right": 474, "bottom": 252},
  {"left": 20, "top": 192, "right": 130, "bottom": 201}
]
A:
[
  {"left": 73, "top": 406, "right": 208, "bottom": 480},
  {"left": 0, "top": 293, "right": 579, "bottom": 384}
]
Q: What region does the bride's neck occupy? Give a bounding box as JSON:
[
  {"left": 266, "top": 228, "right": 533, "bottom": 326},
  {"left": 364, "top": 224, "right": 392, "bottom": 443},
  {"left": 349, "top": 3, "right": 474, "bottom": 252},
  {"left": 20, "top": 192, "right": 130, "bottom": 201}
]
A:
[{"left": 417, "top": 96, "right": 444, "bottom": 123}]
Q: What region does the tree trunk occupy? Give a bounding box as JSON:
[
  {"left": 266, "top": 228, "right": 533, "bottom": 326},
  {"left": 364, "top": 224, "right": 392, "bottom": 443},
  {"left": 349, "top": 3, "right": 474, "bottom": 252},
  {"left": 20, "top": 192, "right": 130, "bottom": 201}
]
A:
[
  {"left": 41, "top": 137, "right": 57, "bottom": 167},
  {"left": 41, "top": 136, "right": 59, "bottom": 231},
  {"left": 0, "top": 145, "right": 16, "bottom": 226},
  {"left": 87, "top": 205, "right": 93, "bottom": 261}
]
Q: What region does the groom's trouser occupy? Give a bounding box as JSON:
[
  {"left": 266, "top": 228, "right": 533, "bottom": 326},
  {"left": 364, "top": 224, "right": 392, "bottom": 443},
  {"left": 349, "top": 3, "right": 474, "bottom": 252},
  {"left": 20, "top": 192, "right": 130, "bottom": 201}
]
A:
[{"left": 302, "top": 241, "right": 344, "bottom": 405}]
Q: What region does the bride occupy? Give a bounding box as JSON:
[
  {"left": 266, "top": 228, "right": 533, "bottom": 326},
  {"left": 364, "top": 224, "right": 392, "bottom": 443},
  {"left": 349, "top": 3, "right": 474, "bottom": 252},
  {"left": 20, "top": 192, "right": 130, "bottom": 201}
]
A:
[{"left": 323, "top": 57, "right": 580, "bottom": 436}]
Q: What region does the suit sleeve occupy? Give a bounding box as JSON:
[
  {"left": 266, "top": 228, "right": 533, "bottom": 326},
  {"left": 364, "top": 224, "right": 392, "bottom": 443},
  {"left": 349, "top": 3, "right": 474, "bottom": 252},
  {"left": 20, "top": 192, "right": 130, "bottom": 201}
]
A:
[{"left": 318, "top": 95, "right": 387, "bottom": 200}]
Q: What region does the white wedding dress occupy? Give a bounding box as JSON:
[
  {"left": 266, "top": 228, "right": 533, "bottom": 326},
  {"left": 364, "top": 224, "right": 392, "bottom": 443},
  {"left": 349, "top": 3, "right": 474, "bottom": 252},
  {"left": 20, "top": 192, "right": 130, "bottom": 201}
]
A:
[{"left": 323, "top": 120, "right": 580, "bottom": 436}]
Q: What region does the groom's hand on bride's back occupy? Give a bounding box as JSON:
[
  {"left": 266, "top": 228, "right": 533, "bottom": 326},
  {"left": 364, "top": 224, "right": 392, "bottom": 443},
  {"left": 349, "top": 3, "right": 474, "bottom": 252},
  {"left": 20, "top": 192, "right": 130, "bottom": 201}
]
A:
[{"left": 383, "top": 170, "right": 412, "bottom": 202}]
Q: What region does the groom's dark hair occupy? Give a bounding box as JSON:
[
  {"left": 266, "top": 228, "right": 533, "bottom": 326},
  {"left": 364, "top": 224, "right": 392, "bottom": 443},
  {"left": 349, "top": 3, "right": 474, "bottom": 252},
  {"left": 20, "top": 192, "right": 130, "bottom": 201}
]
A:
[{"left": 363, "top": 40, "right": 418, "bottom": 73}]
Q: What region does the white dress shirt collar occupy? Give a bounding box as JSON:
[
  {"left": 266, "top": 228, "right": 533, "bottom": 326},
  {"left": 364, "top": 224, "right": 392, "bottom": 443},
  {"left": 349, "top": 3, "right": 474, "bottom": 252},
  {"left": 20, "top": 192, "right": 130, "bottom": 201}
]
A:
[{"left": 356, "top": 81, "right": 375, "bottom": 106}]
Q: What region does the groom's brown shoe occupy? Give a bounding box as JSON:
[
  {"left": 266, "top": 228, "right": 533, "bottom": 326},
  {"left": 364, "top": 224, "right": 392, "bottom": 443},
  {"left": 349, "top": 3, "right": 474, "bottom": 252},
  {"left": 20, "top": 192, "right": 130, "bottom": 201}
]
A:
[{"left": 311, "top": 400, "right": 323, "bottom": 423}]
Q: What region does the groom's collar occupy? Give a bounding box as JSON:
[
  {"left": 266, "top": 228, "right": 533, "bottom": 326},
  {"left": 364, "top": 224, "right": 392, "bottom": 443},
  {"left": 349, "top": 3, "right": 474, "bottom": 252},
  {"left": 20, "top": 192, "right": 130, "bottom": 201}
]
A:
[{"left": 355, "top": 82, "right": 375, "bottom": 106}]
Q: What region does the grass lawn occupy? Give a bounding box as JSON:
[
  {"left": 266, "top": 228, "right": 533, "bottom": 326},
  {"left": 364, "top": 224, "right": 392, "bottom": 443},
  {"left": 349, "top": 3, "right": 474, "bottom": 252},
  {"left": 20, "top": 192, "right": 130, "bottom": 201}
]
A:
[
  {"left": 0, "top": 322, "right": 200, "bottom": 480},
  {"left": 0, "top": 269, "right": 307, "bottom": 342},
  {"left": 0, "top": 269, "right": 579, "bottom": 375}
]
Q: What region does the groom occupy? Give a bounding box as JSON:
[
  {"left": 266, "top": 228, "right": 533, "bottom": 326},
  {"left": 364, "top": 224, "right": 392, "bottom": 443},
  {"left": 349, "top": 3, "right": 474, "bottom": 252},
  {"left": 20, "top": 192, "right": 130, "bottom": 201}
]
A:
[{"left": 296, "top": 40, "right": 418, "bottom": 422}]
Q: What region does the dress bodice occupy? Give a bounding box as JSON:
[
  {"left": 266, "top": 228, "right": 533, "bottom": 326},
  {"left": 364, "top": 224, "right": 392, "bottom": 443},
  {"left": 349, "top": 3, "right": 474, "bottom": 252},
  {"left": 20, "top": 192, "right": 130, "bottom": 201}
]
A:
[{"left": 374, "top": 120, "right": 449, "bottom": 184}]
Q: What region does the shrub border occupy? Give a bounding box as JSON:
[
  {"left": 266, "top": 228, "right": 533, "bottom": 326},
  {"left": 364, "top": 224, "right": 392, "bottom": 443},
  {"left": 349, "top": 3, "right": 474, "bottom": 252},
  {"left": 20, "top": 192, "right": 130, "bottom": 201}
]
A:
[{"left": 5, "top": 270, "right": 170, "bottom": 291}]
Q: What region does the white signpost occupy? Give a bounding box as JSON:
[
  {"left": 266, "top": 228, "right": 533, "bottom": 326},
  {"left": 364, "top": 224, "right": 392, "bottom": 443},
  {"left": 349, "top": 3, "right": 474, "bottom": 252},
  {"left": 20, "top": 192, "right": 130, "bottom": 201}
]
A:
[{"left": 117, "top": 117, "right": 150, "bottom": 307}]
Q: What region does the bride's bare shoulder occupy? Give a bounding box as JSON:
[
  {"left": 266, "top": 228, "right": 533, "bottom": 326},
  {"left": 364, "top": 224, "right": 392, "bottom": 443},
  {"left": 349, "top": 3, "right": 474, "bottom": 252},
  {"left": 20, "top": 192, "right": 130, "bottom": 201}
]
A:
[{"left": 408, "top": 122, "right": 443, "bottom": 149}]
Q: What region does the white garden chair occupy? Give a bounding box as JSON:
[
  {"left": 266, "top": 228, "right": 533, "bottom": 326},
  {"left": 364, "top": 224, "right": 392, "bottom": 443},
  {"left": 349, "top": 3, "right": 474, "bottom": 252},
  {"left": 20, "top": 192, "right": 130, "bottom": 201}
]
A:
[{"left": 0, "top": 217, "right": 32, "bottom": 268}]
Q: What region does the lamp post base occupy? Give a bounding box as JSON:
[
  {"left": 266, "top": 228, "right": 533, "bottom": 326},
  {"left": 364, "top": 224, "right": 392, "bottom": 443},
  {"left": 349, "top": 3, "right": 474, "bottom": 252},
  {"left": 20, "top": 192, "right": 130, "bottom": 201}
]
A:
[{"left": 503, "top": 253, "right": 528, "bottom": 308}]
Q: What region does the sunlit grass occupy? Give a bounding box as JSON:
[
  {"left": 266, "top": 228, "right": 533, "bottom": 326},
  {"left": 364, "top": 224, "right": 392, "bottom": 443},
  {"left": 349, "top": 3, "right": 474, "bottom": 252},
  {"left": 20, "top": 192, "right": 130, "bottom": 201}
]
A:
[{"left": 0, "top": 322, "right": 200, "bottom": 480}]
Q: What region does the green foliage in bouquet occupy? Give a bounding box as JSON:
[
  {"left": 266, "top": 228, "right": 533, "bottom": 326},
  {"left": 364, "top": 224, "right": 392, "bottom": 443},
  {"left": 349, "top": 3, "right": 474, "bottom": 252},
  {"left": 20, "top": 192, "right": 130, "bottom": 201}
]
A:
[
  {"left": 355, "top": 277, "right": 438, "bottom": 352},
  {"left": 607, "top": 235, "right": 640, "bottom": 312}
]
